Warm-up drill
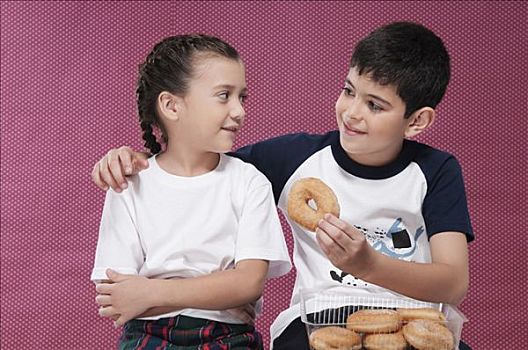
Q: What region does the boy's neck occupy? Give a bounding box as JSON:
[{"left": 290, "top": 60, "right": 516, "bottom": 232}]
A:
[
  {"left": 345, "top": 140, "right": 405, "bottom": 167},
  {"left": 156, "top": 145, "right": 220, "bottom": 177}
]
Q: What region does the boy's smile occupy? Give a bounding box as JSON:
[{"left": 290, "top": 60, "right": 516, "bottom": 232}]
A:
[
  {"left": 335, "top": 67, "right": 412, "bottom": 167},
  {"left": 342, "top": 123, "right": 367, "bottom": 136}
]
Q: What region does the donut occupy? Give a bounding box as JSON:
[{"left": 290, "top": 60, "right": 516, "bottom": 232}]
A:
[
  {"left": 396, "top": 307, "right": 446, "bottom": 323},
  {"left": 402, "top": 319, "right": 454, "bottom": 350},
  {"left": 346, "top": 309, "right": 401, "bottom": 333},
  {"left": 363, "top": 330, "right": 407, "bottom": 350},
  {"left": 287, "top": 177, "right": 340, "bottom": 231},
  {"left": 309, "top": 326, "right": 362, "bottom": 350}
]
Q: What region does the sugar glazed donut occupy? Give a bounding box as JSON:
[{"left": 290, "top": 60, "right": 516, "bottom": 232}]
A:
[
  {"left": 346, "top": 309, "right": 402, "bottom": 334},
  {"left": 402, "top": 319, "right": 454, "bottom": 350},
  {"left": 287, "top": 177, "right": 340, "bottom": 231},
  {"left": 397, "top": 307, "right": 446, "bottom": 323},
  {"left": 309, "top": 326, "right": 362, "bottom": 350},
  {"left": 363, "top": 330, "right": 407, "bottom": 350}
]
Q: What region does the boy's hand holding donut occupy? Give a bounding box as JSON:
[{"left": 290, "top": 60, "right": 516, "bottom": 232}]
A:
[
  {"left": 287, "top": 178, "right": 340, "bottom": 231},
  {"left": 315, "top": 214, "right": 378, "bottom": 279}
]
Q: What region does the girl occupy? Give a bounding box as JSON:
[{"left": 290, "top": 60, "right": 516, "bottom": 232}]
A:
[{"left": 91, "top": 34, "right": 291, "bottom": 349}]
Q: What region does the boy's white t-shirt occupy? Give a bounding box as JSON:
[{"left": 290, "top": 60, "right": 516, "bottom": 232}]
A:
[
  {"left": 234, "top": 131, "right": 474, "bottom": 345},
  {"left": 91, "top": 154, "right": 291, "bottom": 323}
]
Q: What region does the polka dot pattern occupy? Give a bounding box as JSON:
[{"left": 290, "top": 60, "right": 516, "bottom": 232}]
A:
[{"left": 1, "top": 2, "right": 526, "bottom": 349}]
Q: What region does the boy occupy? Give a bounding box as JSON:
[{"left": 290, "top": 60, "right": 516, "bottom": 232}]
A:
[{"left": 92, "top": 22, "right": 473, "bottom": 349}]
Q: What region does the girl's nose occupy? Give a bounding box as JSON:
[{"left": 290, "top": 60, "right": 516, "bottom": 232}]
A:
[{"left": 230, "top": 103, "right": 245, "bottom": 121}]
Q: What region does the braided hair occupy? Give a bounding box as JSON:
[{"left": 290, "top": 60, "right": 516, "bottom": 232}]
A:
[{"left": 136, "top": 34, "right": 240, "bottom": 155}]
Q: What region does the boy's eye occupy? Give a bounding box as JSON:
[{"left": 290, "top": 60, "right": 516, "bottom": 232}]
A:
[
  {"left": 218, "top": 92, "right": 229, "bottom": 100},
  {"left": 368, "top": 101, "right": 383, "bottom": 112},
  {"left": 342, "top": 87, "right": 354, "bottom": 96}
]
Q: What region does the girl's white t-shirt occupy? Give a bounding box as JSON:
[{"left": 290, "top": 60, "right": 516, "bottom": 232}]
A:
[{"left": 91, "top": 154, "right": 291, "bottom": 323}]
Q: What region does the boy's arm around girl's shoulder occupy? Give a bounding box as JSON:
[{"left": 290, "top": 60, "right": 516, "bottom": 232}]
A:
[
  {"left": 233, "top": 131, "right": 337, "bottom": 201},
  {"left": 91, "top": 146, "right": 149, "bottom": 192}
]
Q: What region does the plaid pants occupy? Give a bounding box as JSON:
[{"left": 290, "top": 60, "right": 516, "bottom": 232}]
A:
[{"left": 119, "top": 315, "right": 263, "bottom": 350}]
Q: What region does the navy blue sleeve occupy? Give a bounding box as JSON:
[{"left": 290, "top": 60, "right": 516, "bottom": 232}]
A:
[
  {"left": 419, "top": 153, "right": 474, "bottom": 242},
  {"left": 229, "top": 132, "right": 337, "bottom": 203}
]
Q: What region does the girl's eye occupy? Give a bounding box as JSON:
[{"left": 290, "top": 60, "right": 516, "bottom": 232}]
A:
[
  {"left": 239, "top": 95, "right": 248, "bottom": 104},
  {"left": 368, "top": 101, "right": 383, "bottom": 112},
  {"left": 342, "top": 87, "right": 354, "bottom": 96},
  {"left": 219, "top": 92, "right": 229, "bottom": 100}
]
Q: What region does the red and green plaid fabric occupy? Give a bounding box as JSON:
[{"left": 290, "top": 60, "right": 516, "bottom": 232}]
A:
[{"left": 119, "top": 315, "right": 263, "bottom": 350}]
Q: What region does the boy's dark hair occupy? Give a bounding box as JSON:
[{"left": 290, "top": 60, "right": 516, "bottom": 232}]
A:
[
  {"left": 350, "top": 22, "right": 450, "bottom": 118},
  {"left": 136, "top": 34, "right": 240, "bottom": 154}
]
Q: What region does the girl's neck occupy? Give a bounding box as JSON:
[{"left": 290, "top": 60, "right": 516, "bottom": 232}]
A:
[{"left": 156, "top": 144, "right": 220, "bottom": 177}]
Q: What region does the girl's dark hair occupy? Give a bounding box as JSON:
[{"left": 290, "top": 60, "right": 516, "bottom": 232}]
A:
[
  {"left": 350, "top": 22, "right": 451, "bottom": 118},
  {"left": 136, "top": 34, "right": 240, "bottom": 154}
]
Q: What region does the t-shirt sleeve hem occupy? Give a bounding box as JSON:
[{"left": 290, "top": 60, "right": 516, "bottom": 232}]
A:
[
  {"left": 235, "top": 248, "right": 292, "bottom": 279},
  {"left": 427, "top": 224, "right": 474, "bottom": 242},
  {"left": 90, "top": 267, "right": 138, "bottom": 282}
]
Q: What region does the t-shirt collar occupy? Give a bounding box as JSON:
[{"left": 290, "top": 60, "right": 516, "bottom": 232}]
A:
[{"left": 331, "top": 134, "right": 417, "bottom": 180}]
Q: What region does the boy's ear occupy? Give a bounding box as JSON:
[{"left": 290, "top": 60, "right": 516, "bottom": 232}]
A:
[
  {"left": 404, "top": 107, "right": 436, "bottom": 138},
  {"left": 157, "top": 91, "right": 182, "bottom": 122}
]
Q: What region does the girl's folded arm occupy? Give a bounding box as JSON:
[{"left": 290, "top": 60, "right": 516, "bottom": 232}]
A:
[
  {"left": 149, "top": 259, "right": 269, "bottom": 311},
  {"left": 98, "top": 260, "right": 269, "bottom": 325}
]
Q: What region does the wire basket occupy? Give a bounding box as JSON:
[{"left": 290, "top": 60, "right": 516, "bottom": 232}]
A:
[{"left": 300, "top": 288, "right": 467, "bottom": 350}]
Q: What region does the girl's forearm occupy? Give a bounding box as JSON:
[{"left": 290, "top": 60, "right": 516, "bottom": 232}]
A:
[
  {"left": 147, "top": 260, "right": 269, "bottom": 311},
  {"left": 138, "top": 306, "right": 179, "bottom": 318}
]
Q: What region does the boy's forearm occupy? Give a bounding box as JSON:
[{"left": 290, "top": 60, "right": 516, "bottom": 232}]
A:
[
  {"left": 149, "top": 260, "right": 269, "bottom": 311},
  {"left": 363, "top": 254, "right": 468, "bottom": 305}
]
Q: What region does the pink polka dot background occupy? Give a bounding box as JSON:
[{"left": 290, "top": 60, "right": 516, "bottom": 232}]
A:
[{"left": 1, "top": 1, "right": 526, "bottom": 349}]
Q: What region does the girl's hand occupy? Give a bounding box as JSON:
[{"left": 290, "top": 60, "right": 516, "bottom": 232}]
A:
[
  {"left": 315, "top": 214, "right": 378, "bottom": 279},
  {"left": 225, "top": 301, "right": 257, "bottom": 325},
  {"left": 91, "top": 146, "right": 149, "bottom": 192},
  {"left": 95, "top": 269, "right": 153, "bottom": 327}
]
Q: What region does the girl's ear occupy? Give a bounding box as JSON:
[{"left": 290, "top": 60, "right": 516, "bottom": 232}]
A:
[
  {"left": 157, "top": 91, "right": 181, "bottom": 122},
  {"left": 404, "top": 107, "right": 436, "bottom": 138}
]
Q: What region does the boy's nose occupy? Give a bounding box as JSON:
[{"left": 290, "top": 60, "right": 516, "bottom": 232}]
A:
[{"left": 343, "top": 101, "right": 362, "bottom": 121}]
